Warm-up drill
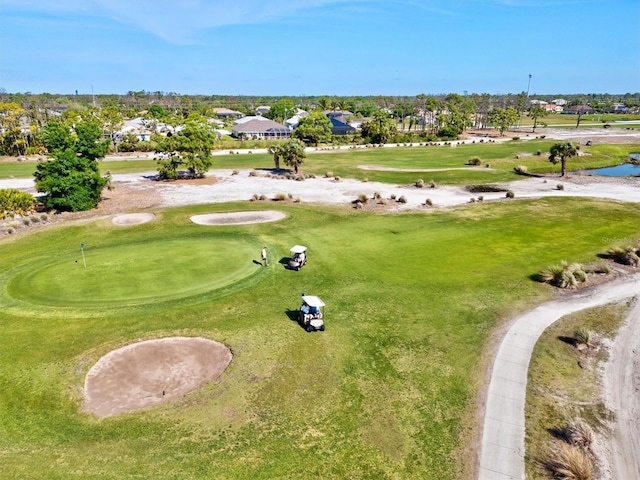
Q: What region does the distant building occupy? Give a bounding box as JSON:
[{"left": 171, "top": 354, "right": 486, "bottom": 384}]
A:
[
  {"left": 213, "top": 107, "right": 244, "bottom": 119},
  {"left": 255, "top": 106, "right": 271, "bottom": 116},
  {"left": 563, "top": 105, "right": 595, "bottom": 115},
  {"left": 231, "top": 118, "right": 290, "bottom": 139}
]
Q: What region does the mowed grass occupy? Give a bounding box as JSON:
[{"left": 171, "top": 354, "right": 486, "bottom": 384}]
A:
[
  {"left": 1, "top": 199, "right": 640, "bottom": 479},
  {"left": 2, "top": 140, "right": 637, "bottom": 183}
]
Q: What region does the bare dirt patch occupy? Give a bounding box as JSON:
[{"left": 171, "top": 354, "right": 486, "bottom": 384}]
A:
[
  {"left": 82, "top": 337, "right": 232, "bottom": 417},
  {"left": 190, "top": 210, "right": 287, "bottom": 225}
]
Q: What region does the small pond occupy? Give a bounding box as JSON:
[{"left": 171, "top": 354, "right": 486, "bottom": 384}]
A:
[{"left": 583, "top": 163, "right": 640, "bottom": 177}]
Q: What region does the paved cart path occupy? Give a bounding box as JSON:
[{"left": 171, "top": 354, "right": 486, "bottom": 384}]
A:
[{"left": 478, "top": 273, "right": 640, "bottom": 480}]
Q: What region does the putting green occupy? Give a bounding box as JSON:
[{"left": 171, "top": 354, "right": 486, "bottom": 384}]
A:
[{"left": 6, "top": 236, "right": 259, "bottom": 308}]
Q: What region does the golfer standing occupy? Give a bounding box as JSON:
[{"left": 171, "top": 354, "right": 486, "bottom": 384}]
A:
[{"left": 261, "top": 246, "right": 268, "bottom": 266}]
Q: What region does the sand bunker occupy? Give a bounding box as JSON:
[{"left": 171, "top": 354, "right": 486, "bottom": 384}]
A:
[
  {"left": 190, "top": 210, "right": 286, "bottom": 225},
  {"left": 83, "top": 337, "right": 232, "bottom": 417},
  {"left": 111, "top": 213, "right": 155, "bottom": 226}
]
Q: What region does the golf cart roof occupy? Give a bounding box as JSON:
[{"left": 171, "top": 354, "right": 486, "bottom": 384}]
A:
[
  {"left": 290, "top": 245, "right": 307, "bottom": 254},
  {"left": 301, "top": 295, "right": 325, "bottom": 307}
]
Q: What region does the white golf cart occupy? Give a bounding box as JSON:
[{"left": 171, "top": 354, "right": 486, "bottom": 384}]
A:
[
  {"left": 288, "top": 245, "right": 307, "bottom": 271},
  {"left": 298, "top": 294, "right": 325, "bottom": 332}
]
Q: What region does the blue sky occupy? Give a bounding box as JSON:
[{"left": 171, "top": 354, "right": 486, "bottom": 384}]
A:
[{"left": 1, "top": 0, "right": 638, "bottom": 96}]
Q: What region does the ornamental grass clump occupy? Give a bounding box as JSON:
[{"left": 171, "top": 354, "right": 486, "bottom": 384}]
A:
[
  {"left": 607, "top": 246, "right": 640, "bottom": 266},
  {"left": 506, "top": 190, "right": 515, "bottom": 199},
  {"left": 415, "top": 179, "right": 424, "bottom": 188},
  {"left": 538, "top": 261, "right": 588, "bottom": 288},
  {"left": 397, "top": 195, "right": 407, "bottom": 204},
  {"left": 565, "top": 420, "right": 595, "bottom": 448},
  {"left": 514, "top": 165, "right": 528, "bottom": 175},
  {"left": 539, "top": 442, "right": 593, "bottom": 480},
  {"left": 357, "top": 194, "right": 368, "bottom": 204},
  {"left": 467, "top": 156, "right": 481, "bottom": 166},
  {"left": 573, "top": 328, "right": 593, "bottom": 348}
]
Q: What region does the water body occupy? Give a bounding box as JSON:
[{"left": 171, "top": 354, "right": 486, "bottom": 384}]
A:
[{"left": 584, "top": 163, "right": 640, "bottom": 177}]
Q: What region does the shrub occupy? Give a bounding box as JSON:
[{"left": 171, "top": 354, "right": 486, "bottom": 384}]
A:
[
  {"left": 607, "top": 246, "right": 639, "bottom": 266},
  {"left": 293, "top": 197, "right": 301, "bottom": 203},
  {"left": 362, "top": 177, "right": 368, "bottom": 182},
  {"left": 357, "top": 193, "right": 368, "bottom": 204},
  {"left": 273, "top": 193, "right": 287, "bottom": 201},
  {"left": 557, "top": 183, "right": 565, "bottom": 191},
  {"left": 467, "top": 156, "right": 482, "bottom": 166},
  {"left": 373, "top": 191, "right": 382, "bottom": 199},
  {"left": 232, "top": 170, "right": 239, "bottom": 175},
  {"left": 539, "top": 442, "right": 593, "bottom": 480},
  {"left": 538, "top": 261, "right": 587, "bottom": 288},
  {"left": 0, "top": 188, "right": 37, "bottom": 219},
  {"left": 425, "top": 198, "right": 433, "bottom": 206},
  {"left": 415, "top": 179, "right": 424, "bottom": 188},
  {"left": 249, "top": 170, "right": 258, "bottom": 177},
  {"left": 258, "top": 194, "right": 267, "bottom": 201},
  {"left": 397, "top": 195, "right": 407, "bottom": 203},
  {"left": 477, "top": 196, "right": 484, "bottom": 202},
  {"left": 325, "top": 171, "right": 334, "bottom": 178},
  {"left": 514, "top": 165, "right": 528, "bottom": 175},
  {"left": 536, "top": 149, "right": 542, "bottom": 156},
  {"left": 22, "top": 218, "right": 31, "bottom": 226},
  {"left": 428, "top": 180, "right": 436, "bottom": 189},
  {"left": 378, "top": 198, "right": 388, "bottom": 205},
  {"left": 30, "top": 215, "right": 40, "bottom": 223},
  {"left": 573, "top": 329, "right": 592, "bottom": 348},
  {"left": 334, "top": 176, "right": 341, "bottom": 182},
  {"left": 390, "top": 194, "right": 396, "bottom": 200},
  {"left": 512, "top": 136, "right": 520, "bottom": 141},
  {"left": 39, "top": 213, "right": 48, "bottom": 221},
  {"left": 505, "top": 190, "right": 515, "bottom": 199},
  {"left": 469, "top": 197, "right": 476, "bottom": 203}
]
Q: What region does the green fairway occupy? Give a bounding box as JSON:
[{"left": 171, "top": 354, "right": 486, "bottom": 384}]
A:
[
  {"left": 2, "top": 198, "right": 640, "bottom": 479},
  {"left": 2, "top": 139, "right": 637, "bottom": 183}
]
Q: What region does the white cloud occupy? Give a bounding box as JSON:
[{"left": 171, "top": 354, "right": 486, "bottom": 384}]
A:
[{"left": 1, "top": 0, "right": 363, "bottom": 44}]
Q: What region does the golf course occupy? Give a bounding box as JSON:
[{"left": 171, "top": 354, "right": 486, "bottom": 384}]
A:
[{"left": 1, "top": 138, "right": 640, "bottom": 479}]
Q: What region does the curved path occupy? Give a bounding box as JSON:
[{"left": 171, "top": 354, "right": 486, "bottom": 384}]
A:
[{"left": 478, "top": 273, "right": 640, "bottom": 480}]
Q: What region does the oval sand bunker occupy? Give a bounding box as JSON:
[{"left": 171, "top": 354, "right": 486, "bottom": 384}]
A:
[
  {"left": 83, "top": 337, "right": 232, "bottom": 417},
  {"left": 190, "top": 210, "right": 286, "bottom": 225},
  {"left": 112, "top": 213, "right": 155, "bottom": 226}
]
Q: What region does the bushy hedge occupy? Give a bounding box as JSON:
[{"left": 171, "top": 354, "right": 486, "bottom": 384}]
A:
[{"left": 0, "top": 188, "right": 36, "bottom": 219}]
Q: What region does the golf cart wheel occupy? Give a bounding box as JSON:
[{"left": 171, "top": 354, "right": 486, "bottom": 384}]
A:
[
  {"left": 305, "top": 325, "right": 313, "bottom": 332},
  {"left": 319, "top": 325, "right": 325, "bottom": 331}
]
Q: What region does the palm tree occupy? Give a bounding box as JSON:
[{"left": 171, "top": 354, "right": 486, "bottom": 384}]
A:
[
  {"left": 549, "top": 142, "right": 578, "bottom": 177},
  {"left": 268, "top": 144, "right": 282, "bottom": 170},
  {"left": 280, "top": 138, "right": 306, "bottom": 174}
]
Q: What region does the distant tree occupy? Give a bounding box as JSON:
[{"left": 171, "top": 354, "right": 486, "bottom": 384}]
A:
[
  {"left": 0, "top": 102, "right": 26, "bottom": 156},
  {"left": 264, "top": 99, "right": 295, "bottom": 123},
  {"left": 148, "top": 104, "right": 167, "bottom": 120},
  {"left": 292, "top": 112, "right": 332, "bottom": 146},
  {"left": 528, "top": 105, "right": 548, "bottom": 132},
  {"left": 316, "top": 97, "right": 332, "bottom": 111},
  {"left": 549, "top": 142, "right": 578, "bottom": 177},
  {"left": 155, "top": 115, "right": 217, "bottom": 179},
  {"left": 98, "top": 106, "right": 124, "bottom": 152},
  {"left": 361, "top": 110, "right": 397, "bottom": 144},
  {"left": 280, "top": 138, "right": 306, "bottom": 174},
  {"left": 488, "top": 107, "right": 519, "bottom": 136}
]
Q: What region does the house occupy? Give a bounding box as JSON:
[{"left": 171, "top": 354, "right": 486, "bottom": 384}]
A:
[
  {"left": 329, "top": 117, "right": 356, "bottom": 136},
  {"left": 231, "top": 118, "right": 290, "bottom": 139},
  {"left": 255, "top": 106, "right": 271, "bottom": 116},
  {"left": 529, "top": 99, "right": 548, "bottom": 106},
  {"left": 563, "top": 105, "right": 595, "bottom": 115},
  {"left": 285, "top": 109, "right": 309, "bottom": 129},
  {"left": 542, "top": 104, "right": 563, "bottom": 113},
  {"left": 348, "top": 117, "right": 371, "bottom": 130},
  {"left": 551, "top": 99, "right": 568, "bottom": 106},
  {"left": 213, "top": 107, "right": 244, "bottom": 119}
]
